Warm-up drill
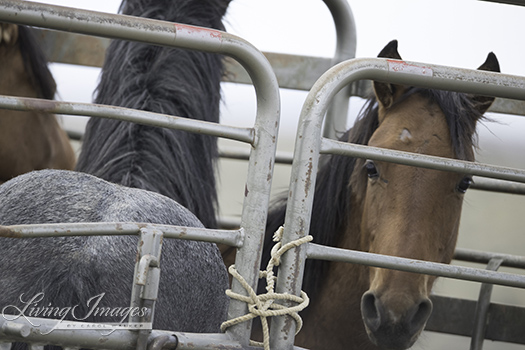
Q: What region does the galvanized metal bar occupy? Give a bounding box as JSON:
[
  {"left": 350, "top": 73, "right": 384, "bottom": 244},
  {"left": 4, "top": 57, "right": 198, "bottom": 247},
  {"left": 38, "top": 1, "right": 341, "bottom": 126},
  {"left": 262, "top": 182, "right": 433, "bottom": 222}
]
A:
[
  {"left": 0, "top": 313, "right": 308, "bottom": 350},
  {"left": 322, "top": 0, "right": 357, "bottom": 139},
  {"left": 219, "top": 146, "right": 294, "bottom": 165},
  {"left": 0, "top": 95, "right": 254, "bottom": 145},
  {"left": 30, "top": 27, "right": 525, "bottom": 117},
  {"left": 470, "top": 177, "right": 525, "bottom": 194},
  {"left": 454, "top": 248, "right": 525, "bottom": 268},
  {"left": 130, "top": 228, "right": 164, "bottom": 350},
  {"left": 306, "top": 243, "right": 525, "bottom": 289},
  {"left": 0, "top": 223, "right": 244, "bottom": 247},
  {"left": 426, "top": 295, "right": 525, "bottom": 344},
  {"left": 470, "top": 258, "right": 504, "bottom": 350},
  {"left": 0, "top": 3, "right": 280, "bottom": 345},
  {"left": 490, "top": 97, "right": 525, "bottom": 116},
  {"left": 270, "top": 57, "right": 525, "bottom": 350},
  {"left": 31, "top": 28, "right": 525, "bottom": 117},
  {"left": 320, "top": 137, "right": 525, "bottom": 183}
]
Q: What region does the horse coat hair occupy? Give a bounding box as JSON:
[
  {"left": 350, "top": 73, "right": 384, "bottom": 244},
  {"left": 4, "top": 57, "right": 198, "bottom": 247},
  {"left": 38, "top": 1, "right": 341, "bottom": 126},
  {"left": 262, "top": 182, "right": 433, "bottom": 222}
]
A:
[
  {"left": 0, "top": 0, "right": 231, "bottom": 339},
  {"left": 0, "top": 169, "right": 229, "bottom": 333}
]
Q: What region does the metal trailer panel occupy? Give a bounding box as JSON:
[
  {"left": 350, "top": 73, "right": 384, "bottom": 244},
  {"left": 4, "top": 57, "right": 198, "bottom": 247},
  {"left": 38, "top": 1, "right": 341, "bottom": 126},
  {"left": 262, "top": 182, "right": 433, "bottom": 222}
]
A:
[
  {"left": 31, "top": 28, "right": 525, "bottom": 118},
  {"left": 426, "top": 296, "right": 525, "bottom": 344},
  {"left": 270, "top": 57, "right": 525, "bottom": 349},
  {"left": 1, "top": 1, "right": 523, "bottom": 348},
  {"left": 321, "top": 0, "right": 357, "bottom": 140},
  {"left": 0, "top": 0, "right": 281, "bottom": 346}
]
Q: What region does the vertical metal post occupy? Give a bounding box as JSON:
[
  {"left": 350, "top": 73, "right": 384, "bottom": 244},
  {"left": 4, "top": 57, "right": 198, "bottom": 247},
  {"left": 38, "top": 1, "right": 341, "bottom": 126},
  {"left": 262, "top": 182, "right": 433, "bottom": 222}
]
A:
[
  {"left": 470, "top": 257, "right": 504, "bottom": 350},
  {"left": 220, "top": 34, "right": 281, "bottom": 348},
  {"left": 130, "top": 227, "right": 164, "bottom": 350},
  {"left": 322, "top": 0, "right": 357, "bottom": 139},
  {"left": 0, "top": 2, "right": 281, "bottom": 345}
]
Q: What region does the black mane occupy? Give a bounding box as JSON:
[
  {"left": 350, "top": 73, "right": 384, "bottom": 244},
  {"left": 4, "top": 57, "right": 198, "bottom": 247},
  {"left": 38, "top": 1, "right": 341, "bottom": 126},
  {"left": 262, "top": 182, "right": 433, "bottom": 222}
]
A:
[
  {"left": 265, "top": 87, "right": 482, "bottom": 300},
  {"left": 76, "top": 0, "right": 230, "bottom": 228},
  {"left": 17, "top": 26, "right": 56, "bottom": 100}
]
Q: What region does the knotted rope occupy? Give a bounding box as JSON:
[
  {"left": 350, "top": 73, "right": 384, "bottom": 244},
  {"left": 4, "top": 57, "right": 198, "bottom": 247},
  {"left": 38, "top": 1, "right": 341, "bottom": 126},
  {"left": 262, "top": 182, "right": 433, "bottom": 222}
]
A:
[{"left": 221, "top": 226, "right": 313, "bottom": 350}]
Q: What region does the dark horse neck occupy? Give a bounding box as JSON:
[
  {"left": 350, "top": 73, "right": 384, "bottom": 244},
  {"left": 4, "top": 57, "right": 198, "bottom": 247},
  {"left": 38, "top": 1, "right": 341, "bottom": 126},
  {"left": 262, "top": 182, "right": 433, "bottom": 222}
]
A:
[
  {"left": 265, "top": 102, "right": 378, "bottom": 298},
  {"left": 76, "top": 0, "right": 231, "bottom": 228}
]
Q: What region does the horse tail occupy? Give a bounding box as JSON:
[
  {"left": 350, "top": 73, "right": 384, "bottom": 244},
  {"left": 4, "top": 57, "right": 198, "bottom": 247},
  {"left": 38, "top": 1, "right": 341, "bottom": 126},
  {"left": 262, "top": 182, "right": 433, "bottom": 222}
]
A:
[{"left": 76, "top": 0, "right": 231, "bottom": 228}]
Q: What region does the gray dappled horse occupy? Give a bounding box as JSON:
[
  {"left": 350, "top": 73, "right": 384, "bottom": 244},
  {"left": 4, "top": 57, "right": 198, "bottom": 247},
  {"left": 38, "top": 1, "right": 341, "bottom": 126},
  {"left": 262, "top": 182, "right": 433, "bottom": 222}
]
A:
[{"left": 0, "top": 0, "right": 231, "bottom": 340}]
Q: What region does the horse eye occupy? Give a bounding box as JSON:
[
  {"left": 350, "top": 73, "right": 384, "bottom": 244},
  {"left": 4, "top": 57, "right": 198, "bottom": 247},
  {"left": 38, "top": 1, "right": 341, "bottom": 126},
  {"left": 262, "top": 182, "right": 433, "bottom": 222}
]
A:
[
  {"left": 365, "top": 160, "right": 379, "bottom": 179},
  {"left": 457, "top": 176, "right": 473, "bottom": 194}
]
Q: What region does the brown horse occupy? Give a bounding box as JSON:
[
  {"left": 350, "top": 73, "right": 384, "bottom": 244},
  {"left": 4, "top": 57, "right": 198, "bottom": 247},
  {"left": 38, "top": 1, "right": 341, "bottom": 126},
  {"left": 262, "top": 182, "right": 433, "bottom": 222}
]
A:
[
  {"left": 0, "top": 23, "right": 75, "bottom": 183},
  {"left": 262, "top": 41, "right": 499, "bottom": 349}
]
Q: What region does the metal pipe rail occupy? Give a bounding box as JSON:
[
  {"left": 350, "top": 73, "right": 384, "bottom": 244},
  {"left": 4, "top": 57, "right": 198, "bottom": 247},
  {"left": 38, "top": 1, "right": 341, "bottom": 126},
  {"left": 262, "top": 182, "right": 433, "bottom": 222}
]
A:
[
  {"left": 0, "top": 96, "right": 255, "bottom": 145},
  {"left": 322, "top": 0, "right": 357, "bottom": 140},
  {"left": 0, "top": 0, "right": 281, "bottom": 347},
  {"left": 0, "top": 222, "right": 244, "bottom": 247},
  {"left": 306, "top": 244, "right": 525, "bottom": 289},
  {"left": 270, "top": 57, "right": 525, "bottom": 349}
]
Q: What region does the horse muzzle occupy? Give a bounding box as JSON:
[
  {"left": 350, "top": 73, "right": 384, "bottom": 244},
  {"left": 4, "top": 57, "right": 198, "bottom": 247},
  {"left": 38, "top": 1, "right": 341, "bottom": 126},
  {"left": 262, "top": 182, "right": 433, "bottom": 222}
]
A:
[{"left": 360, "top": 291, "right": 433, "bottom": 350}]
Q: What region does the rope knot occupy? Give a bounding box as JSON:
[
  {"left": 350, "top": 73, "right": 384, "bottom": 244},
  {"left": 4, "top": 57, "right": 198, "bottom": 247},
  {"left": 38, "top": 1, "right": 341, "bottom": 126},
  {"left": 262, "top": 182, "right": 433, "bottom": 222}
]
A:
[{"left": 221, "top": 226, "right": 312, "bottom": 350}]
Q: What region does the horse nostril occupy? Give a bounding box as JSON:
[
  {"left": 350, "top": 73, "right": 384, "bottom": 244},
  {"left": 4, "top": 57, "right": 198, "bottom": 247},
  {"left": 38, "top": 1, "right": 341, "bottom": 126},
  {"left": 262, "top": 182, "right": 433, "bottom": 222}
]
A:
[
  {"left": 409, "top": 298, "right": 433, "bottom": 334},
  {"left": 361, "top": 291, "right": 381, "bottom": 333}
]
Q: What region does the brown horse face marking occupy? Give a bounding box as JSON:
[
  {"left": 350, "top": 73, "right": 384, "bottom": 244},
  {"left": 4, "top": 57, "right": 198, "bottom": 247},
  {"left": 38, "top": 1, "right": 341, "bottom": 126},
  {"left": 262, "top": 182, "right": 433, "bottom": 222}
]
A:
[
  {"left": 360, "top": 94, "right": 464, "bottom": 349},
  {"left": 357, "top": 40, "right": 498, "bottom": 350}
]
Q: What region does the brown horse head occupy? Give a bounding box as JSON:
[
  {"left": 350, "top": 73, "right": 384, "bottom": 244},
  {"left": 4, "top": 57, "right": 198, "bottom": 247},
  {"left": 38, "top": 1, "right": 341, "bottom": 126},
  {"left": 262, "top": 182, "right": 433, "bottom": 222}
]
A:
[
  {"left": 358, "top": 40, "right": 499, "bottom": 349},
  {"left": 0, "top": 24, "right": 75, "bottom": 183}
]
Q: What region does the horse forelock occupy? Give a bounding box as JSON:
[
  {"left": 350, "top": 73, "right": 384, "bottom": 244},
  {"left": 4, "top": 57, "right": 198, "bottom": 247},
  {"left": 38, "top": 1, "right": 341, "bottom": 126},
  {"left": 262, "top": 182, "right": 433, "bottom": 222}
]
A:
[
  {"left": 16, "top": 26, "right": 56, "bottom": 100},
  {"left": 391, "top": 87, "right": 482, "bottom": 161}
]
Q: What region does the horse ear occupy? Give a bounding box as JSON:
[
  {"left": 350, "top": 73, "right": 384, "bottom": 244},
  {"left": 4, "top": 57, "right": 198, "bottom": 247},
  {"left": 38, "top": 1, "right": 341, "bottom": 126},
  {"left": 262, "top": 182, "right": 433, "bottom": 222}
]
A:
[
  {"left": 470, "top": 52, "right": 500, "bottom": 115},
  {"left": 374, "top": 40, "right": 408, "bottom": 109}
]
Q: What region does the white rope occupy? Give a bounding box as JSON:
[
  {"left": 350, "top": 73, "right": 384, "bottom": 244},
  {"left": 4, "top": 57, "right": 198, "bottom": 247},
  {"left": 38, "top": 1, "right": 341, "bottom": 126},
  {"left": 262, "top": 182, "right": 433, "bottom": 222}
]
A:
[{"left": 221, "top": 226, "right": 313, "bottom": 350}]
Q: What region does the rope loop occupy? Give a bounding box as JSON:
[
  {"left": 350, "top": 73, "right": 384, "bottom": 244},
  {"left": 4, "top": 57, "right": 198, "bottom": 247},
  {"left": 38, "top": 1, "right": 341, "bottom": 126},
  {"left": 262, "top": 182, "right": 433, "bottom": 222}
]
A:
[{"left": 221, "top": 226, "right": 312, "bottom": 350}]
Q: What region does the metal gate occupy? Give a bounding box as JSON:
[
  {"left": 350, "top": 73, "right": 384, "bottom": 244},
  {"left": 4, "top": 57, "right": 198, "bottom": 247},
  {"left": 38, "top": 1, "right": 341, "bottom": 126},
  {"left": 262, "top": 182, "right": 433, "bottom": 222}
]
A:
[{"left": 0, "top": 1, "right": 525, "bottom": 349}]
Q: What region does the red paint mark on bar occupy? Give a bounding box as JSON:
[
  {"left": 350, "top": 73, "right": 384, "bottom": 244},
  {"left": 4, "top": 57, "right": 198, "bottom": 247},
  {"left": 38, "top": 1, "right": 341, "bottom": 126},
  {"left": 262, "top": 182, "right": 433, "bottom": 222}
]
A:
[
  {"left": 174, "top": 23, "right": 222, "bottom": 40},
  {"left": 387, "top": 59, "right": 433, "bottom": 77}
]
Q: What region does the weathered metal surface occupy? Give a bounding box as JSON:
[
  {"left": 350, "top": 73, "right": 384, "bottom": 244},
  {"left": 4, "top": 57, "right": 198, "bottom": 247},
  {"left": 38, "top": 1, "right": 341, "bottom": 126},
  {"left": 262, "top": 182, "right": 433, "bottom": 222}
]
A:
[
  {"left": 131, "top": 228, "right": 164, "bottom": 350},
  {"left": 321, "top": 137, "right": 525, "bottom": 183},
  {"left": 0, "top": 95, "right": 255, "bottom": 144},
  {"left": 0, "top": 3, "right": 281, "bottom": 345},
  {"left": 33, "top": 28, "right": 525, "bottom": 118},
  {"left": 0, "top": 222, "right": 244, "bottom": 247},
  {"left": 321, "top": 0, "right": 357, "bottom": 140},
  {"left": 35, "top": 28, "right": 109, "bottom": 67},
  {"left": 271, "top": 58, "right": 525, "bottom": 349},
  {"left": 306, "top": 243, "right": 525, "bottom": 289},
  {"left": 470, "top": 258, "right": 504, "bottom": 350},
  {"left": 427, "top": 296, "right": 525, "bottom": 344},
  {"left": 0, "top": 315, "right": 311, "bottom": 350},
  {"left": 454, "top": 248, "right": 525, "bottom": 269}
]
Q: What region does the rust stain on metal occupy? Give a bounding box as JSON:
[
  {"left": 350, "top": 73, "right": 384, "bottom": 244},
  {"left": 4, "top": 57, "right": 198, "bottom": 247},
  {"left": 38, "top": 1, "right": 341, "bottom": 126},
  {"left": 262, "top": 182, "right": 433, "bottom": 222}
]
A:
[
  {"left": 174, "top": 23, "right": 222, "bottom": 40},
  {"left": 244, "top": 184, "right": 249, "bottom": 197},
  {"left": 304, "top": 157, "right": 313, "bottom": 197},
  {"left": 0, "top": 225, "right": 22, "bottom": 238},
  {"left": 24, "top": 98, "right": 57, "bottom": 112}
]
